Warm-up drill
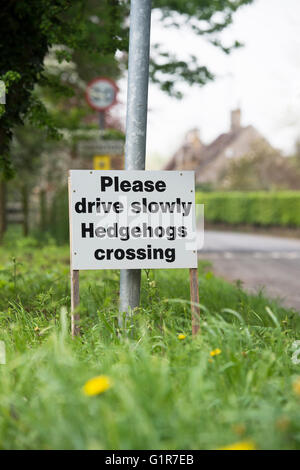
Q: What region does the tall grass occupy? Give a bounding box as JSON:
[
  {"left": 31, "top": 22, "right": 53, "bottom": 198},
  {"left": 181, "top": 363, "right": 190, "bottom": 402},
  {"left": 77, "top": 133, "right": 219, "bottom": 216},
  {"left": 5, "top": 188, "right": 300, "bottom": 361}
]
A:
[{"left": 0, "top": 240, "right": 300, "bottom": 449}]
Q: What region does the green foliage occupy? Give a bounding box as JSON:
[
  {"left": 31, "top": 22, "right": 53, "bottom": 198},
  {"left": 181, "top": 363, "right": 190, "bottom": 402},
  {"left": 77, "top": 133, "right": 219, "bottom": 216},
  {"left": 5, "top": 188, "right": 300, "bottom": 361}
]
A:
[
  {"left": 150, "top": 0, "right": 253, "bottom": 97},
  {"left": 197, "top": 191, "right": 300, "bottom": 227},
  {"left": 0, "top": 0, "right": 254, "bottom": 176},
  {"left": 101, "top": 129, "right": 126, "bottom": 141},
  {"left": 222, "top": 141, "right": 300, "bottom": 191},
  {"left": 0, "top": 1, "right": 80, "bottom": 176},
  {"left": 149, "top": 51, "right": 214, "bottom": 99},
  {"left": 0, "top": 0, "right": 126, "bottom": 175},
  {"left": 47, "top": 186, "right": 69, "bottom": 245},
  {"left": 0, "top": 241, "right": 299, "bottom": 449}
]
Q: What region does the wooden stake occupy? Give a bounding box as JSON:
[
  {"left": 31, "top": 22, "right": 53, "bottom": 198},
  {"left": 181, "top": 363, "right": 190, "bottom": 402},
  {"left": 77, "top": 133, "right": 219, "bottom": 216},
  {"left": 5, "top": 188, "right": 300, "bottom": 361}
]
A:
[
  {"left": 189, "top": 267, "right": 200, "bottom": 335},
  {"left": 71, "top": 269, "right": 80, "bottom": 337},
  {"left": 68, "top": 176, "right": 80, "bottom": 337}
]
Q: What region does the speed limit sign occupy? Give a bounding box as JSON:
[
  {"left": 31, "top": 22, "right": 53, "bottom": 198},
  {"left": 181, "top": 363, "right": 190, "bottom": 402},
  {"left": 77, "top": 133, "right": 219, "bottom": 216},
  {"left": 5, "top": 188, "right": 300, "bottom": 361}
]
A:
[{"left": 86, "top": 77, "right": 118, "bottom": 111}]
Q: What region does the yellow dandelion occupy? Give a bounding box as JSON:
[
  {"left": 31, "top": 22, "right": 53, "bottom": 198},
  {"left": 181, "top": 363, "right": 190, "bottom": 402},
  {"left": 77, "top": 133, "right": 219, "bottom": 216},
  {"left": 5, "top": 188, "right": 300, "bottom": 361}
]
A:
[
  {"left": 34, "top": 326, "right": 39, "bottom": 332},
  {"left": 83, "top": 375, "right": 112, "bottom": 396},
  {"left": 293, "top": 377, "right": 300, "bottom": 396},
  {"left": 178, "top": 334, "right": 186, "bottom": 340},
  {"left": 219, "top": 440, "right": 256, "bottom": 450},
  {"left": 210, "top": 348, "right": 221, "bottom": 357}
]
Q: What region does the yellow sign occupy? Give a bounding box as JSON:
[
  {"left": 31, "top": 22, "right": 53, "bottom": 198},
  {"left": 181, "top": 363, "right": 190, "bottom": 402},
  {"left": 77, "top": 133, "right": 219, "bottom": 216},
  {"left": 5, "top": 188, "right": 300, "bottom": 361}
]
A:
[{"left": 93, "top": 155, "right": 111, "bottom": 170}]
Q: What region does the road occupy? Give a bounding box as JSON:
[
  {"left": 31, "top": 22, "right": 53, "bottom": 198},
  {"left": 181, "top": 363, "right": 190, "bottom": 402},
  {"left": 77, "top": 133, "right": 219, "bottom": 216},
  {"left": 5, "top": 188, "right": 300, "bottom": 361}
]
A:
[{"left": 197, "top": 230, "right": 300, "bottom": 311}]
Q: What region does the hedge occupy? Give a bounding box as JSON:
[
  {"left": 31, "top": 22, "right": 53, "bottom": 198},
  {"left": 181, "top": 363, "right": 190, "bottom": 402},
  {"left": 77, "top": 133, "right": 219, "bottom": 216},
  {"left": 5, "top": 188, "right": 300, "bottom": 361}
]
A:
[
  {"left": 41, "top": 190, "right": 300, "bottom": 244},
  {"left": 47, "top": 186, "right": 69, "bottom": 244},
  {"left": 196, "top": 191, "right": 300, "bottom": 227}
]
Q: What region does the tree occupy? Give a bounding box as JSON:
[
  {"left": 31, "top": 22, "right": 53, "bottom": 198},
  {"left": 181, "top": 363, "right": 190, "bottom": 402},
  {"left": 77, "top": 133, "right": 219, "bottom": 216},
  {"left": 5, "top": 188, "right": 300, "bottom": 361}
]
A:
[
  {"left": 9, "top": 126, "right": 50, "bottom": 236},
  {"left": 291, "top": 139, "right": 300, "bottom": 170},
  {"left": 222, "top": 141, "right": 300, "bottom": 191},
  {"left": 0, "top": 0, "right": 254, "bottom": 175}
]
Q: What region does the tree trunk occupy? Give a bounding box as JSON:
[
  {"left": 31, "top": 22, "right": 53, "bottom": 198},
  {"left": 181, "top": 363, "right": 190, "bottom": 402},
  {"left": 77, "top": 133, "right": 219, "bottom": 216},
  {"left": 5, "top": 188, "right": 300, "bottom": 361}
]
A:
[
  {"left": 21, "top": 184, "right": 29, "bottom": 237},
  {"left": 0, "top": 178, "right": 6, "bottom": 244},
  {"left": 40, "top": 189, "right": 47, "bottom": 233}
]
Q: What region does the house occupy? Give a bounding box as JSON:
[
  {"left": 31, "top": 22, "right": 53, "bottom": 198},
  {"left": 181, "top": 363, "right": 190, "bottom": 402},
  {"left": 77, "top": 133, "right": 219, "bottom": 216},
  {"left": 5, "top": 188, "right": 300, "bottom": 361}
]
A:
[{"left": 164, "top": 109, "right": 272, "bottom": 185}]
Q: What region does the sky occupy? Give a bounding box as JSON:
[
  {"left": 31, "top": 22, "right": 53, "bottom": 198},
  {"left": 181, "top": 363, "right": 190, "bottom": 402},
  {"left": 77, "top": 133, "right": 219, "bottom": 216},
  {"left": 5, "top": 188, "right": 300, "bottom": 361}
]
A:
[{"left": 114, "top": 0, "right": 300, "bottom": 169}]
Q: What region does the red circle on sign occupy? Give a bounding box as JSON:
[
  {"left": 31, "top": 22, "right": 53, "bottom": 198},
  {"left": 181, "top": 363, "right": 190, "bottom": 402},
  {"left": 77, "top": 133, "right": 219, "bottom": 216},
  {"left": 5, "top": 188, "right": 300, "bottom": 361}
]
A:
[{"left": 85, "top": 77, "right": 118, "bottom": 111}]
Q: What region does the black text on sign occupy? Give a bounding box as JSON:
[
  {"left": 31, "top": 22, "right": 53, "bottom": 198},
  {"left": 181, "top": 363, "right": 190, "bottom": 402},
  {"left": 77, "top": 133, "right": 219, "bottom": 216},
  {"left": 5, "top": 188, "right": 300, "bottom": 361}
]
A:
[{"left": 69, "top": 171, "right": 197, "bottom": 270}]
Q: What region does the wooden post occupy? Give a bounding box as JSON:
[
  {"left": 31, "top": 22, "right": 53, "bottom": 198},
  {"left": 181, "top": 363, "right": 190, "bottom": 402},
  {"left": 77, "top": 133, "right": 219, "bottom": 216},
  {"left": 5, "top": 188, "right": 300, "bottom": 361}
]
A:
[
  {"left": 68, "top": 176, "right": 80, "bottom": 337},
  {"left": 189, "top": 267, "right": 200, "bottom": 335},
  {"left": 71, "top": 269, "right": 80, "bottom": 337}
]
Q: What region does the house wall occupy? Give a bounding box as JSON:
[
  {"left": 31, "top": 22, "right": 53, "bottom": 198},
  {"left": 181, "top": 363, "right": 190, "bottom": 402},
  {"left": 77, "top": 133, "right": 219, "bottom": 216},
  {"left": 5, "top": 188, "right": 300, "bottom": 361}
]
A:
[{"left": 196, "top": 126, "right": 268, "bottom": 184}]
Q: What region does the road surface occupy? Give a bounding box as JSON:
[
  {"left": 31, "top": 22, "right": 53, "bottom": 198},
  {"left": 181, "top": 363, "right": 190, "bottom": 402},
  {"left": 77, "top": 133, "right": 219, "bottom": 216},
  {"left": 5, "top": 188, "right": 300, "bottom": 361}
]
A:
[{"left": 197, "top": 230, "right": 300, "bottom": 311}]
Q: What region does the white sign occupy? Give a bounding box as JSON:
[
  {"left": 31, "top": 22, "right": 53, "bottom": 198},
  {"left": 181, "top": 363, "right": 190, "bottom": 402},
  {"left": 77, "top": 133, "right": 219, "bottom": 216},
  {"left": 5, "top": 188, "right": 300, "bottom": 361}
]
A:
[
  {"left": 0, "top": 341, "right": 5, "bottom": 365},
  {"left": 69, "top": 171, "right": 197, "bottom": 270},
  {"left": 0, "top": 81, "right": 5, "bottom": 104},
  {"left": 86, "top": 77, "right": 117, "bottom": 111},
  {"left": 78, "top": 139, "right": 124, "bottom": 156}
]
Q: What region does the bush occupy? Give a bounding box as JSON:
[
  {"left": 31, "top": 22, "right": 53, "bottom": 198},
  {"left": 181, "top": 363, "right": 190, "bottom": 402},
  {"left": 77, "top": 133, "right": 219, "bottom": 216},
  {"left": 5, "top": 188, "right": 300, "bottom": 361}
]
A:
[
  {"left": 48, "top": 186, "right": 69, "bottom": 244},
  {"left": 196, "top": 191, "right": 300, "bottom": 227}
]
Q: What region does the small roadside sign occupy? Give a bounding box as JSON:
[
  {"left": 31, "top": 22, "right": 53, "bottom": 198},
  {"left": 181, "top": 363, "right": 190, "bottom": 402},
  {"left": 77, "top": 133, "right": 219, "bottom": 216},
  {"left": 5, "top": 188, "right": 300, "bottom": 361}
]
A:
[
  {"left": 69, "top": 170, "right": 197, "bottom": 271},
  {"left": 86, "top": 77, "right": 118, "bottom": 112},
  {"left": 78, "top": 140, "right": 124, "bottom": 156},
  {"left": 68, "top": 169, "right": 200, "bottom": 337},
  {"left": 93, "top": 155, "right": 111, "bottom": 170}
]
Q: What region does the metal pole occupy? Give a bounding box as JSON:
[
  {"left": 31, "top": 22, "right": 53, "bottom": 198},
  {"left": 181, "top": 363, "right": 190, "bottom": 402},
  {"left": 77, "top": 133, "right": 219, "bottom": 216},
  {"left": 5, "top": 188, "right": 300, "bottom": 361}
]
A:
[
  {"left": 119, "top": 0, "right": 152, "bottom": 313},
  {"left": 99, "top": 111, "right": 105, "bottom": 130}
]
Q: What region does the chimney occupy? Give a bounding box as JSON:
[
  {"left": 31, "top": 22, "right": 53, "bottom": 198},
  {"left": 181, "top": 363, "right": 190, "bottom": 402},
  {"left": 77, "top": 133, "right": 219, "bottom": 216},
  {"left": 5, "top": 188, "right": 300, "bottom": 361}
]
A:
[
  {"left": 231, "top": 108, "right": 241, "bottom": 132},
  {"left": 185, "top": 128, "right": 203, "bottom": 150}
]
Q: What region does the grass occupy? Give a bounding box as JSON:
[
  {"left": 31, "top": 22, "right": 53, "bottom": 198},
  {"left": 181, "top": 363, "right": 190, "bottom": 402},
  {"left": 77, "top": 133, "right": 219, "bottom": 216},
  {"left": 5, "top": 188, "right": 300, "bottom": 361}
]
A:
[{"left": 1, "top": 234, "right": 300, "bottom": 449}]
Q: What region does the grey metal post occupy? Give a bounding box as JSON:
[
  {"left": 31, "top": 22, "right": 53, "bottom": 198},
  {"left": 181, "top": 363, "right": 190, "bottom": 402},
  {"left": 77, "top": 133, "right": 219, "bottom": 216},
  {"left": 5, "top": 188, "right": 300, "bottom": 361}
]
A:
[
  {"left": 119, "top": 0, "right": 152, "bottom": 313},
  {"left": 99, "top": 111, "right": 105, "bottom": 130}
]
